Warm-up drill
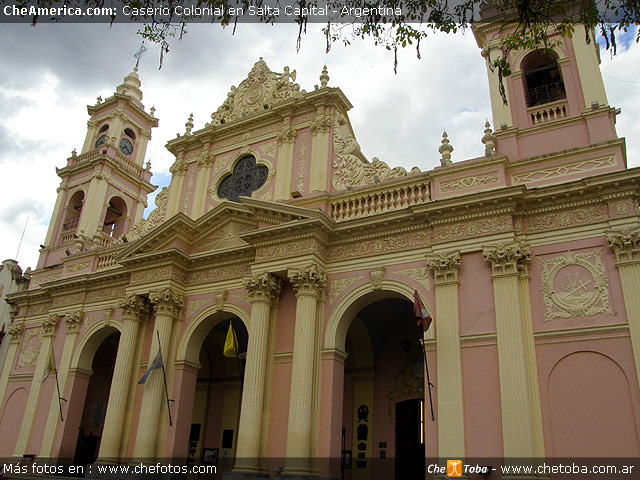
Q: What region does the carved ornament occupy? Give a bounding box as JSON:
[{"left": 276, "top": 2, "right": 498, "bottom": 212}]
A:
[
  {"left": 210, "top": 58, "right": 304, "bottom": 126},
  {"left": 186, "top": 300, "right": 207, "bottom": 318},
  {"left": 65, "top": 311, "right": 84, "bottom": 333},
  {"left": 150, "top": 288, "right": 184, "bottom": 317},
  {"left": 540, "top": 249, "right": 612, "bottom": 321},
  {"left": 8, "top": 321, "right": 24, "bottom": 343},
  {"left": 42, "top": 314, "right": 60, "bottom": 336},
  {"left": 197, "top": 151, "right": 214, "bottom": 168},
  {"left": 396, "top": 268, "right": 430, "bottom": 291},
  {"left": 440, "top": 172, "right": 498, "bottom": 193},
  {"left": 118, "top": 294, "right": 150, "bottom": 319},
  {"left": 290, "top": 265, "right": 326, "bottom": 297},
  {"left": 277, "top": 125, "right": 297, "bottom": 144},
  {"left": 512, "top": 156, "right": 616, "bottom": 185},
  {"left": 328, "top": 230, "right": 431, "bottom": 262},
  {"left": 243, "top": 273, "right": 282, "bottom": 304},
  {"left": 329, "top": 276, "right": 364, "bottom": 304},
  {"left": 128, "top": 187, "right": 168, "bottom": 241},
  {"left": 332, "top": 114, "right": 419, "bottom": 190},
  {"left": 483, "top": 243, "right": 531, "bottom": 276},
  {"left": 310, "top": 114, "right": 332, "bottom": 135},
  {"left": 426, "top": 251, "right": 461, "bottom": 284},
  {"left": 607, "top": 228, "right": 640, "bottom": 264},
  {"left": 370, "top": 268, "right": 385, "bottom": 290},
  {"left": 433, "top": 216, "right": 511, "bottom": 242},
  {"left": 18, "top": 328, "right": 40, "bottom": 368},
  {"left": 526, "top": 205, "right": 608, "bottom": 232},
  {"left": 169, "top": 159, "right": 188, "bottom": 176}
]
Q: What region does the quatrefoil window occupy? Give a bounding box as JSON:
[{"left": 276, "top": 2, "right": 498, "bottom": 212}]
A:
[{"left": 217, "top": 155, "right": 268, "bottom": 203}]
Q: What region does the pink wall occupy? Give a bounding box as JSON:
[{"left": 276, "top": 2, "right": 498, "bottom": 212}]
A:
[
  {"left": 459, "top": 252, "right": 496, "bottom": 336},
  {"left": 0, "top": 385, "right": 29, "bottom": 455}
]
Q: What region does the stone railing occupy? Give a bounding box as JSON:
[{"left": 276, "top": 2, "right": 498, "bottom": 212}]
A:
[
  {"left": 330, "top": 177, "right": 430, "bottom": 221},
  {"left": 96, "top": 252, "right": 119, "bottom": 271},
  {"left": 67, "top": 149, "right": 143, "bottom": 178},
  {"left": 529, "top": 100, "right": 568, "bottom": 125},
  {"left": 59, "top": 232, "right": 76, "bottom": 244}
]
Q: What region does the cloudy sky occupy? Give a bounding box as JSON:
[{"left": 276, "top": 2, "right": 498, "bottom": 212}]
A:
[{"left": 1, "top": 21, "right": 639, "bottom": 270}]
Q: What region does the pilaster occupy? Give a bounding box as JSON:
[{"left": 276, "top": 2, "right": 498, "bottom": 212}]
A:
[
  {"left": 44, "top": 182, "right": 68, "bottom": 246},
  {"left": 284, "top": 265, "right": 326, "bottom": 475},
  {"left": 426, "top": 251, "right": 465, "bottom": 459},
  {"left": 39, "top": 311, "right": 85, "bottom": 459},
  {"left": 14, "top": 314, "right": 59, "bottom": 457},
  {"left": 607, "top": 228, "right": 640, "bottom": 392},
  {"left": 192, "top": 151, "right": 213, "bottom": 219},
  {"left": 234, "top": 273, "right": 282, "bottom": 474},
  {"left": 78, "top": 172, "right": 110, "bottom": 237},
  {"left": 99, "top": 295, "right": 150, "bottom": 462},
  {"left": 309, "top": 113, "right": 331, "bottom": 193},
  {"left": 133, "top": 288, "right": 183, "bottom": 462},
  {"left": 483, "top": 243, "right": 536, "bottom": 460},
  {"left": 274, "top": 125, "right": 296, "bottom": 201},
  {"left": 166, "top": 158, "right": 187, "bottom": 217},
  {"left": 0, "top": 318, "right": 23, "bottom": 414}
]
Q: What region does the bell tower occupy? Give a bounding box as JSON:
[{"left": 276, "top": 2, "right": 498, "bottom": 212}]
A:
[
  {"left": 37, "top": 68, "right": 158, "bottom": 270},
  {"left": 473, "top": 11, "right": 624, "bottom": 164}
]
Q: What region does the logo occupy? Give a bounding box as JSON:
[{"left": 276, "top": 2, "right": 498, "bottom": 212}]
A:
[{"left": 447, "top": 460, "right": 463, "bottom": 478}]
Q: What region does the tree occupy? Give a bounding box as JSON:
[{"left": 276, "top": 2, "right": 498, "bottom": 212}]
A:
[{"left": 8, "top": 0, "right": 640, "bottom": 102}]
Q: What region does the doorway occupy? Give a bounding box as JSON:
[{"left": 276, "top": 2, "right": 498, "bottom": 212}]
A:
[{"left": 395, "top": 399, "right": 425, "bottom": 480}]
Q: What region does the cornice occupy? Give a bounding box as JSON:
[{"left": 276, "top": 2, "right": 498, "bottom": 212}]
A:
[{"left": 428, "top": 154, "right": 509, "bottom": 179}]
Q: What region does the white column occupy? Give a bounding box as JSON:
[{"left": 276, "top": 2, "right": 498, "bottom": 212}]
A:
[
  {"left": 426, "top": 251, "right": 465, "bottom": 459},
  {"left": 483, "top": 243, "right": 536, "bottom": 459},
  {"left": 284, "top": 265, "right": 326, "bottom": 475},
  {"left": 607, "top": 228, "right": 640, "bottom": 392},
  {"left": 133, "top": 288, "right": 183, "bottom": 462},
  {"left": 98, "top": 295, "right": 149, "bottom": 462},
  {"left": 234, "top": 273, "right": 281, "bottom": 473}
]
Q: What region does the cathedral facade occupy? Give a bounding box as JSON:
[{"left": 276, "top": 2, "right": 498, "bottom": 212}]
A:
[{"left": 1, "top": 15, "right": 640, "bottom": 480}]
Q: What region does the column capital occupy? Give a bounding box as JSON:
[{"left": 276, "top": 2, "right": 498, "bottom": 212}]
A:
[
  {"left": 607, "top": 227, "right": 640, "bottom": 265},
  {"left": 150, "top": 287, "right": 184, "bottom": 317},
  {"left": 426, "top": 251, "right": 461, "bottom": 285},
  {"left": 64, "top": 311, "right": 84, "bottom": 333},
  {"left": 42, "top": 314, "right": 59, "bottom": 337},
  {"left": 8, "top": 321, "right": 24, "bottom": 344},
  {"left": 243, "top": 273, "right": 282, "bottom": 304},
  {"left": 196, "top": 151, "right": 214, "bottom": 168},
  {"left": 290, "top": 264, "right": 326, "bottom": 297},
  {"left": 118, "top": 294, "right": 150, "bottom": 320},
  {"left": 483, "top": 242, "right": 531, "bottom": 277}
]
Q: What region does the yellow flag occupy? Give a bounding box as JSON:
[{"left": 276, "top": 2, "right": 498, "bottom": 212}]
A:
[
  {"left": 41, "top": 348, "right": 55, "bottom": 383},
  {"left": 223, "top": 323, "right": 238, "bottom": 358}
]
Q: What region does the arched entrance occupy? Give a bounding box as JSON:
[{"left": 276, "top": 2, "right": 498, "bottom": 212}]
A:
[
  {"left": 72, "top": 331, "right": 120, "bottom": 467},
  {"left": 187, "top": 315, "right": 248, "bottom": 477},
  {"left": 341, "top": 296, "right": 426, "bottom": 480}
]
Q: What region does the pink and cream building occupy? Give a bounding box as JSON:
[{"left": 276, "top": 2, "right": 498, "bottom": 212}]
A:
[{"left": 1, "top": 14, "right": 639, "bottom": 480}]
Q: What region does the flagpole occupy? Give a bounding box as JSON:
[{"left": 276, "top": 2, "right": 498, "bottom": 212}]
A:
[
  {"left": 157, "top": 330, "right": 174, "bottom": 426},
  {"left": 419, "top": 328, "right": 435, "bottom": 421},
  {"left": 51, "top": 343, "right": 66, "bottom": 421},
  {"left": 231, "top": 320, "right": 244, "bottom": 393}
]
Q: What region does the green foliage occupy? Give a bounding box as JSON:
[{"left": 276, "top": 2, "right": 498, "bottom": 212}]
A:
[{"left": 7, "top": 0, "right": 640, "bottom": 102}]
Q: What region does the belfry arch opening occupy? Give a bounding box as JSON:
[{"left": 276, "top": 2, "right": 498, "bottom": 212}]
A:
[
  {"left": 187, "top": 315, "right": 248, "bottom": 475},
  {"left": 341, "top": 295, "right": 426, "bottom": 480},
  {"left": 102, "top": 196, "right": 127, "bottom": 238},
  {"left": 522, "top": 49, "right": 566, "bottom": 107},
  {"left": 60, "top": 190, "right": 84, "bottom": 243}
]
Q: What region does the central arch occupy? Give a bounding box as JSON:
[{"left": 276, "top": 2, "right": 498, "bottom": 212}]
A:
[{"left": 321, "top": 281, "right": 432, "bottom": 480}]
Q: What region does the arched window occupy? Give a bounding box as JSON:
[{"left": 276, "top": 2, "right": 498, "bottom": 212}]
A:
[
  {"left": 62, "top": 191, "right": 84, "bottom": 233},
  {"left": 217, "top": 156, "right": 268, "bottom": 203},
  {"left": 102, "top": 196, "right": 127, "bottom": 238},
  {"left": 522, "top": 50, "right": 566, "bottom": 107}
]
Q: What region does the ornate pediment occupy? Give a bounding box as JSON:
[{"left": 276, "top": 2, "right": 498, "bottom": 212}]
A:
[
  {"left": 118, "top": 198, "right": 329, "bottom": 261},
  {"left": 209, "top": 58, "right": 305, "bottom": 126}
]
